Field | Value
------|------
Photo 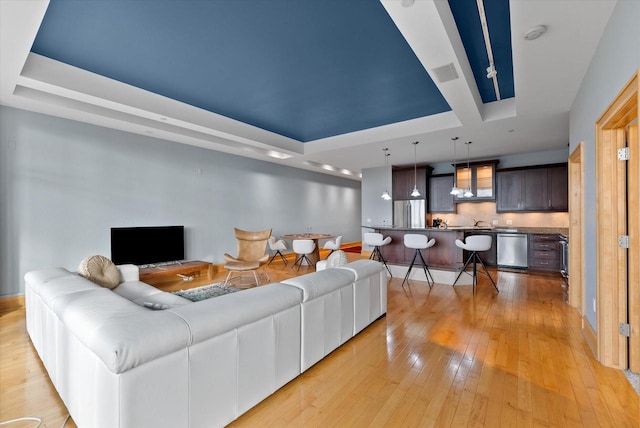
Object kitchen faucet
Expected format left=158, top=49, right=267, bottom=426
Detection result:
left=473, top=219, right=485, bottom=227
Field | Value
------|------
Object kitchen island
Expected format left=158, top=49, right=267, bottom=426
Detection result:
left=363, top=226, right=568, bottom=283
left=364, top=226, right=482, bottom=271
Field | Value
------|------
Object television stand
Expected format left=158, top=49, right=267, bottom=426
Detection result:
left=139, top=261, right=213, bottom=291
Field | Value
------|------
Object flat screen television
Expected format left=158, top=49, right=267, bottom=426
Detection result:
left=110, top=226, right=184, bottom=265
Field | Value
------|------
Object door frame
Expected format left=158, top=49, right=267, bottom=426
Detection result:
left=568, top=143, right=584, bottom=314
left=595, top=70, right=638, bottom=370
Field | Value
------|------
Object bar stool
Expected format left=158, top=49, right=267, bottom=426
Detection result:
left=292, top=239, right=316, bottom=270
left=363, top=232, right=392, bottom=277
left=402, top=234, right=436, bottom=288
left=452, top=235, right=499, bottom=294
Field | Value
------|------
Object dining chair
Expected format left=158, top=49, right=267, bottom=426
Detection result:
left=292, top=239, right=316, bottom=270
left=322, top=235, right=342, bottom=258
left=267, top=236, right=288, bottom=265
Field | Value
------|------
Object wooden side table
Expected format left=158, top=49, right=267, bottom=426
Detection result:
left=139, top=261, right=213, bottom=291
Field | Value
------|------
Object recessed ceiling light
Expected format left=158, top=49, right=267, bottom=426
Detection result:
left=523, top=25, right=547, bottom=41
left=266, top=150, right=293, bottom=160
left=401, top=0, right=415, bottom=7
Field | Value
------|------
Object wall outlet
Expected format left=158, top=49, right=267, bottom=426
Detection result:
left=506, top=219, right=513, bottom=225
left=492, top=219, right=499, bottom=225
left=366, top=218, right=371, bottom=224
left=593, top=298, right=596, bottom=313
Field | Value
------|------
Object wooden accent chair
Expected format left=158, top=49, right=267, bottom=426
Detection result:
left=223, top=228, right=272, bottom=286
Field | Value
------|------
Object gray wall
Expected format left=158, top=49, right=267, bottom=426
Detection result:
left=0, top=106, right=361, bottom=297
left=569, top=0, right=640, bottom=330
left=360, top=166, right=393, bottom=249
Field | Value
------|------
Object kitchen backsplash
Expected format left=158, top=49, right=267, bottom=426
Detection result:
left=428, top=202, right=569, bottom=228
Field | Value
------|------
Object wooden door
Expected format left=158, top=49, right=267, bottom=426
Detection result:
left=628, top=124, right=639, bottom=373
left=595, top=70, right=638, bottom=371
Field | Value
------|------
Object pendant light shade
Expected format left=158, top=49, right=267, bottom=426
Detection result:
left=381, top=148, right=392, bottom=200
left=450, top=137, right=462, bottom=195
left=411, top=141, right=421, bottom=197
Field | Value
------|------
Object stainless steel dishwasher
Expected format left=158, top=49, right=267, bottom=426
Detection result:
left=497, top=233, right=528, bottom=268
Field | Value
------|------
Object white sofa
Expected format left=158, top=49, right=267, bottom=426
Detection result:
left=25, top=260, right=387, bottom=428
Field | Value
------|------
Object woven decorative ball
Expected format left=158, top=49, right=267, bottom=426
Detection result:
left=78, top=255, right=120, bottom=289
left=327, top=250, right=348, bottom=268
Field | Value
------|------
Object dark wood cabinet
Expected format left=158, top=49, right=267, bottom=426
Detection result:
left=428, top=174, right=456, bottom=213
left=528, top=234, right=561, bottom=271
left=547, top=164, right=569, bottom=210
left=392, top=166, right=429, bottom=200
left=496, top=163, right=568, bottom=212
left=454, top=161, right=498, bottom=202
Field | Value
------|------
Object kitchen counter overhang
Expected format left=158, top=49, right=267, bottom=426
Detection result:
left=362, top=226, right=568, bottom=271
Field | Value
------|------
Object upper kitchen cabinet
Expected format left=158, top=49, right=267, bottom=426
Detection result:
left=454, top=160, right=498, bottom=202
left=547, top=164, right=569, bottom=211
left=392, top=166, right=431, bottom=200
left=428, top=174, right=456, bottom=213
left=496, top=163, right=568, bottom=212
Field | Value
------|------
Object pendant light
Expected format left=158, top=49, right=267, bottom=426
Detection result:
left=450, top=137, right=462, bottom=195
left=381, top=148, right=392, bottom=200
left=410, top=141, right=421, bottom=197
left=463, top=141, right=474, bottom=197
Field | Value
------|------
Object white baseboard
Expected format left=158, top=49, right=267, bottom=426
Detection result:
left=388, top=264, right=473, bottom=286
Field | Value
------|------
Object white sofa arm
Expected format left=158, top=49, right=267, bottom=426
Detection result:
left=315, top=260, right=328, bottom=271
left=117, top=264, right=140, bottom=282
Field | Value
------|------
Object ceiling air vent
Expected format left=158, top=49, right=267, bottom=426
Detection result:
left=431, top=63, right=459, bottom=83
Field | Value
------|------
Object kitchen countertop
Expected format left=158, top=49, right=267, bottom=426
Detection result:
left=363, top=225, right=569, bottom=235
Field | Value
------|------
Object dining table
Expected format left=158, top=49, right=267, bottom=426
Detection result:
left=280, top=233, right=335, bottom=265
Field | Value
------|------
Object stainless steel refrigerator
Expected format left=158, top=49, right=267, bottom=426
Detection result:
left=393, top=200, right=426, bottom=228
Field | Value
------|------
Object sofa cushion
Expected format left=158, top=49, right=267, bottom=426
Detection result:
left=78, top=255, right=120, bottom=289
left=113, top=281, right=191, bottom=309
left=24, top=268, right=79, bottom=294
left=112, top=281, right=160, bottom=301
left=53, top=288, right=192, bottom=374
left=169, top=283, right=303, bottom=344
left=280, top=268, right=355, bottom=302
left=336, top=259, right=384, bottom=280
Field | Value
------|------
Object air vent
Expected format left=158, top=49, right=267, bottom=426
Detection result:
left=431, top=63, right=459, bottom=83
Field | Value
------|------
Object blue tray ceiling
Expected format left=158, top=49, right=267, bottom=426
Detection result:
left=31, top=0, right=452, bottom=142
left=449, top=0, right=514, bottom=103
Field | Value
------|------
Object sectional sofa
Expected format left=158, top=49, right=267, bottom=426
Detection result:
left=24, top=259, right=387, bottom=428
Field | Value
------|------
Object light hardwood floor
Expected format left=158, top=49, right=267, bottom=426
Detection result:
left=1, top=256, right=638, bottom=427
